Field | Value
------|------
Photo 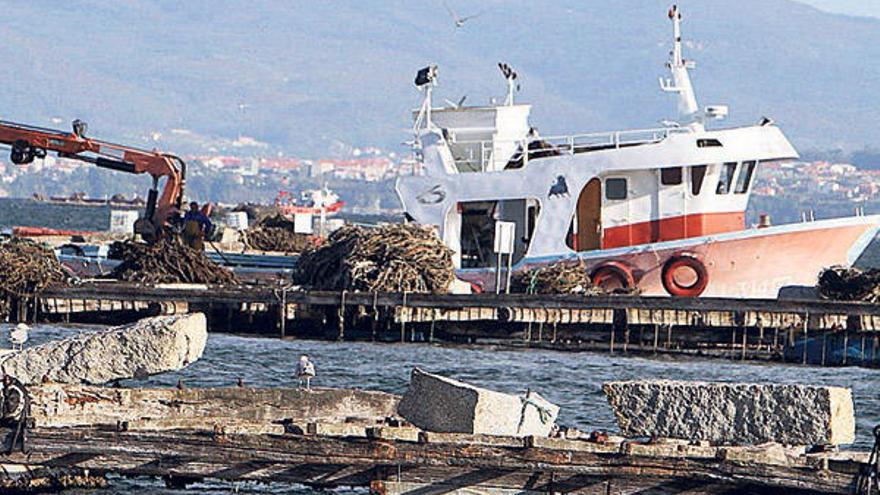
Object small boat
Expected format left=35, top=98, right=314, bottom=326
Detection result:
left=395, top=5, right=880, bottom=298
left=275, top=188, right=344, bottom=216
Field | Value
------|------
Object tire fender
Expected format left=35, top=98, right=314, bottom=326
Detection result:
left=661, top=254, right=709, bottom=297
left=590, top=260, right=636, bottom=290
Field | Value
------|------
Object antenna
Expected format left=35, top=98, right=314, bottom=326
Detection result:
left=498, top=62, right=518, bottom=106
left=658, top=5, right=701, bottom=128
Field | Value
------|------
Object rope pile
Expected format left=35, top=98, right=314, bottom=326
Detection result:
left=817, top=266, right=880, bottom=302
left=295, top=224, right=454, bottom=293
left=242, top=214, right=314, bottom=253
left=0, top=238, right=68, bottom=317
left=108, top=238, right=238, bottom=285
left=512, top=260, right=603, bottom=295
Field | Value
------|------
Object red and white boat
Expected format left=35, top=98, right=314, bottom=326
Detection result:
left=396, top=6, right=880, bottom=298
left=275, top=188, right=344, bottom=216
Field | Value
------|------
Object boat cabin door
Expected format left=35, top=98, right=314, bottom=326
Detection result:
left=572, top=178, right=601, bottom=251
left=657, top=167, right=685, bottom=241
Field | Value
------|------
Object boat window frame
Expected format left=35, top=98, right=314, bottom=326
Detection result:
left=605, top=177, right=628, bottom=201
left=660, top=167, right=683, bottom=186
left=716, top=162, right=738, bottom=195
left=734, top=160, right=757, bottom=194
left=690, top=165, right=708, bottom=196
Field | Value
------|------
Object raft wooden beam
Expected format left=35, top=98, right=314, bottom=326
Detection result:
left=2, top=426, right=867, bottom=494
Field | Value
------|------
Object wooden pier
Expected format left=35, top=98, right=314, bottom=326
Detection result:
left=17, top=282, right=880, bottom=367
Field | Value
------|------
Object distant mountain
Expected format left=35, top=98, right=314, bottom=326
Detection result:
left=797, top=0, right=880, bottom=19
left=2, top=0, right=880, bottom=156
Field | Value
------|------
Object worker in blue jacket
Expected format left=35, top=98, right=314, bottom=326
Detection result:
left=182, top=201, right=213, bottom=251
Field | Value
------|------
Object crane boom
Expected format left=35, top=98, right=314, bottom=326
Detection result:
left=0, top=119, right=185, bottom=242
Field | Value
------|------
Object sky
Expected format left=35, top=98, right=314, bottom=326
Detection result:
left=798, top=0, right=880, bottom=18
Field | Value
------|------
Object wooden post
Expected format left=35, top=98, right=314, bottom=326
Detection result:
left=757, top=319, right=764, bottom=353
left=871, top=335, right=880, bottom=364
left=861, top=335, right=866, bottom=365
left=338, top=291, right=347, bottom=342
left=653, top=324, right=659, bottom=354
left=802, top=315, right=809, bottom=365
left=730, top=328, right=737, bottom=360
left=842, top=332, right=848, bottom=366
left=609, top=326, right=615, bottom=355
left=741, top=326, right=747, bottom=361
left=821, top=332, right=827, bottom=367
left=552, top=322, right=558, bottom=344
left=399, top=292, right=407, bottom=344
left=665, top=324, right=672, bottom=350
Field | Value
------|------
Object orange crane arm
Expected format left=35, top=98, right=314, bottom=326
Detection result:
left=0, top=119, right=185, bottom=241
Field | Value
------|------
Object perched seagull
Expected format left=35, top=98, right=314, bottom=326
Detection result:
left=443, top=0, right=481, bottom=28
left=9, top=323, right=28, bottom=351
left=296, top=354, right=316, bottom=390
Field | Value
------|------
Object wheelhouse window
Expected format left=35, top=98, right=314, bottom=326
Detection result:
left=716, top=162, right=737, bottom=194
left=690, top=165, right=707, bottom=195
left=605, top=178, right=627, bottom=200
left=660, top=167, right=682, bottom=185
left=734, top=160, right=756, bottom=194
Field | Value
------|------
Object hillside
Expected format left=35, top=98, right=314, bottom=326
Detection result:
left=1, top=0, right=878, bottom=156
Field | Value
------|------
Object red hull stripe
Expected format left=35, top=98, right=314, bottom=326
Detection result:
left=603, top=212, right=744, bottom=249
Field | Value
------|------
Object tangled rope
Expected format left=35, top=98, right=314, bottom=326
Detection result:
left=818, top=266, right=880, bottom=303
left=512, top=259, right=602, bottom=295
left=0, top=238, right=69, bottom=319
left=108, top=238, right=238, bottom=285
left=295, top=224, right=454, bottom=293
left=242, top=214, right=315, bottom=254
left=856, top=425, right=880, bottom=494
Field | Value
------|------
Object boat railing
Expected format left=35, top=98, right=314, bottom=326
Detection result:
left=450, top=126, right=692, bottom=172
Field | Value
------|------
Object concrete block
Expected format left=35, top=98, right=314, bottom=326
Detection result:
left=397, top=368, right=559, bottom=437
left=0, top=314, right=207, bottom=385
left=30, top=385, right=400, bottom=428
left=603, top=380, right=855, bottom=446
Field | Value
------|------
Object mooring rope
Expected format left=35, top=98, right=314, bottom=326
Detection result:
left=516, top=389, right=553, bottom=434
left=857, top=425, right=880, bottom=495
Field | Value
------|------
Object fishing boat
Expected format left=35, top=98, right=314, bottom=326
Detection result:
left=274, top=188, right=344, bottom=217
left=395, top=5, right=880, bottom=298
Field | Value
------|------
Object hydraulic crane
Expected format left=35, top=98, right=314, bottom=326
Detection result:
left=0, top=119, right=185, bottom=242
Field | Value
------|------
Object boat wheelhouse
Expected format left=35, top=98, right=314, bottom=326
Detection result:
left=396, top=6, right=880, bottom=298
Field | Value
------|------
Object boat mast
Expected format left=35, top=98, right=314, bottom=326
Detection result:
left=413, top=65, right=439, bottom=147
left=659, top=5, right=702, bottom=129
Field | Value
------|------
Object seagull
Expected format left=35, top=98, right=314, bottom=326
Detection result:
left=443, top=0, right=481, bottom=28
left=9, top=323, right=28, bottom=351
left=296, top=354, right=316, bottom=390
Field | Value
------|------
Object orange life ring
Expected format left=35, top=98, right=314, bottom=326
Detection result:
left=662, top=254, right=709, bottom=297
left=590, top=261, right=636, bottom=290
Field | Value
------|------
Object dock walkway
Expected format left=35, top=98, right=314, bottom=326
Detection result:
left=20, top=283, right=880, bottom=367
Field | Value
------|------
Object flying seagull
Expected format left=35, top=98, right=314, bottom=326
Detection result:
left=443, top=0, right=481, bottom=28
